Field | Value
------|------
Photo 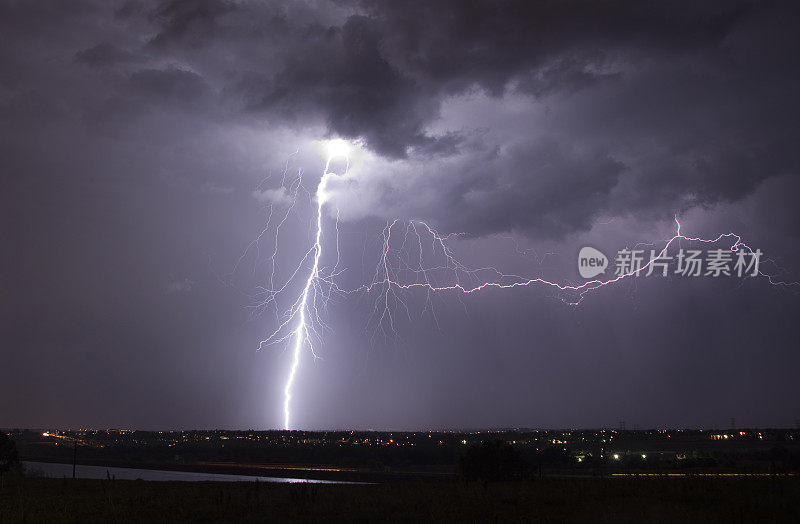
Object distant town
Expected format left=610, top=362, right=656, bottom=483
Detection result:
left=8, top=427, right=799, bottom=482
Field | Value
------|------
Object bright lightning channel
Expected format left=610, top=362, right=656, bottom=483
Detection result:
left=251, top=140, right=797, bottom=430
left=273, top=139, right=349, bottom=430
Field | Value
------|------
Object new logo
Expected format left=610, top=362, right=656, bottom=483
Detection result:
left=578, top=246, right=608, bottom=279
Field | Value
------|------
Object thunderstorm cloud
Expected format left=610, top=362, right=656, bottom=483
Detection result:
left=2, top=0, right=799, bottom=429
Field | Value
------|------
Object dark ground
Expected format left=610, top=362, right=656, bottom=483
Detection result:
left=1, top=476, right=798, bottom=522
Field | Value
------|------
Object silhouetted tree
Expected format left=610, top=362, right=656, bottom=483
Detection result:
left=458, top=440, right=530, bottom=481
left=0, top=433, right=23, bottom=480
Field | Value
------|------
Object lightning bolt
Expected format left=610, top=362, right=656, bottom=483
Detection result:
left=256, top=141, right=349, bottom=430
left=348, top=216, right=798, bottom=340
left=246, top=141, right=797, bottom=430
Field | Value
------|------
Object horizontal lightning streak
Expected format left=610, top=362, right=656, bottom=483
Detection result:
left=341, top=217, right=797, bottom=308
left=248, top=147, right=797, bottom=431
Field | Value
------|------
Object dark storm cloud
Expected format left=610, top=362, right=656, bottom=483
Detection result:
left=464, top=141, right=628, bottom=237
left=221, top=0, right=752, bottom=158
left=6, top=0, right=794, bottom=239
left=147, top=0, right=237, bottom=49
left=2, top=0, right=799, bottom=430
left=75, top=43, right=142, bottom=68
left=355, top=0, right=745, bottom=94
left=129, top=67, right=211, bottom=102
left=316, top=0, right=800, bottom=237
left=76, top=0, right=794, bottom=239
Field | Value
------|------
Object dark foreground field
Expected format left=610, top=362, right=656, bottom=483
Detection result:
left=1, top=476, right=798, bottom=522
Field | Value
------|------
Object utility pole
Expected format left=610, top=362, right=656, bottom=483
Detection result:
left=72, top=441, right=77, bottom=480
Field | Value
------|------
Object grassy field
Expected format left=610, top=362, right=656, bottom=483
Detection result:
left=1, top=476, right=798, bottom=522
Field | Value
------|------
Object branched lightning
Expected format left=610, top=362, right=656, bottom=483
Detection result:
left=341, top=217, right=798, bottom=341
left=358, top=217, right=796, bottom=299
left=243, top=142, right=798, bottom=430
left=254, top=142, right=349, bottom=430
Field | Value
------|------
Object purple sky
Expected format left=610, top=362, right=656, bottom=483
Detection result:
left=2, top=0, right=799, bottom=430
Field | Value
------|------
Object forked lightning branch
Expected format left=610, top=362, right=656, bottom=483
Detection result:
left=252, top=140, right=797, bottom=430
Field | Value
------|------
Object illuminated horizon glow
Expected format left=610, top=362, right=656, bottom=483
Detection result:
left=254, top=140, right=798, bottom=430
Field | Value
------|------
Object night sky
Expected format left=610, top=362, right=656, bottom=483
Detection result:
left=2, top=0, right=799, bottom=431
